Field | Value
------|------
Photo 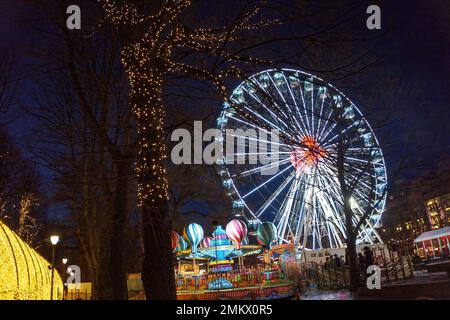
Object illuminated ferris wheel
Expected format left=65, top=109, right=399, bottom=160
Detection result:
left=216, top=69, right=387, bottom=249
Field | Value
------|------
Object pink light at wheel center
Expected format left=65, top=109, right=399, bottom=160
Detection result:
left=290, top=136, right=327, bottom=171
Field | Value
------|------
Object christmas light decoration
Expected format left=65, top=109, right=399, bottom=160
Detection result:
left=0, top=220, right=63, bottom=300
left=18, top=193, right=39, bottom=245
left=98, top=0, right=275, bottom=207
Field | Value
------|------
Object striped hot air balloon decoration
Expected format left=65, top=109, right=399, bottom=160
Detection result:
left=256, top=222, right=277, bottom=249
left=176, top=235, right=189, bottom=252
left=242, top=235, right=249, bottom=246
left=171, top=231, right=180, bottom=251
left=185, top=223, right=204, bottom=254
left=200, top=236, right=213, bottom=249
left=225, top=219, right=247, bottom=250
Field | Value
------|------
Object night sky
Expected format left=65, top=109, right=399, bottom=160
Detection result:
left=0, top=1, right=449, bottom=216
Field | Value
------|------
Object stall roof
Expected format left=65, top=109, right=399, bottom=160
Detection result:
left=414, top=226, right=450, bottom=243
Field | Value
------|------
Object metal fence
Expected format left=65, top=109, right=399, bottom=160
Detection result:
left=297, top=256, right=414, bottom=290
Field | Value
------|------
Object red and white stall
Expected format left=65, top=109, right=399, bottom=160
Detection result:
left=414, top=226, right=450, bottom=259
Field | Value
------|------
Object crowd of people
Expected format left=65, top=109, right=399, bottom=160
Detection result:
left=322, top=246, right=375, bottom=272
left=323, top=254, right=345, bottom=269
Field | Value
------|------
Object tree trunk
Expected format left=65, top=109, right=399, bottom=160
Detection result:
left=141, top=201, right=176, bottom=299
left=137, top=106, right=176, bottom=299
left=346, top=235, right=360, bottom=291
left=121, top=58, right=175, bottom=299
left=107, top=158, right=132, bottom=300
left=336, top=139, right=361, bottom=292
left=344, top=200, right=360, bottom=292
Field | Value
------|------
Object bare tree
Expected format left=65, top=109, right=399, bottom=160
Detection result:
left=0, top=128, right=42, bottom=240
left=23, top=0, right=136, bottom=299
left=0, top=52, right=16, bottom=126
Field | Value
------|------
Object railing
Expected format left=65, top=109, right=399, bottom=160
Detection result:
left=64, top=289, right=91, bottom=300
left=379, top=256, right=413, bottom=282
left=297, top=256, right=414, bottom=290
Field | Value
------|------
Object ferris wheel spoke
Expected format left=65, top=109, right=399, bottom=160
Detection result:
left=351, top=215, right=375, bottom=244
left=281, top=73, right=311, bottom=139
left=242, top=163, right=294, bottom=199
left=343, top=161, right=379, bottom=180
left=304, top=171, right=321, bottom=249
left=288, top=171, right=312, bottom=243
left=227, top=115, right=281, bottom=138
left=265, top=72, right=310, bottom=140
left=315, top=171, right=348, bottom=224
left=353, top=188, right=372, bottom=206
left=317, top=101, right=336, bottom=142
left=230, top=97, right=290, bottom=137
left=243, top=79, right=300, bottom=139
left=315, top=95, right=326, bottom=138
left=297, top=83, right=313, bottom=136
left=275, top=171, right=307, bottom=241
left=328, top=162, right=374, bottom=191
left=231, top=151, right=291, bottom=157
left=310, top=83, right=316, bottom=138
left=296, top=174, right=314, bottom=247
left=232, top=158, right=292, bottom=178
left=226, top=132, right=293, bottom=149
left=322, top=121, right=359, bottom=147
left=243, top=91, right=293, bottom=136
left=254, top=170, right=297, bottom=218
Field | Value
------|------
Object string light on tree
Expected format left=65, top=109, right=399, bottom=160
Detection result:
left=98, top=0, right=277, bottom=207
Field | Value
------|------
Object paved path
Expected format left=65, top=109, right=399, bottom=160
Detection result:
left=301, top=271, right=449, bottom=300
left=301, top=288, right=355, bottom=300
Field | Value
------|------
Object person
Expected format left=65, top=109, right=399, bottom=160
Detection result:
left=324, top=256, right=330, bottom=270
left=358, top=252, right=365, bottom=270
left=334, top=254, right=342, bottom=268
left=364, top=246, right=374, bottom=267
left=412, top=255, right=422, bottom=264
left=328, top=255, right=336, bottom=269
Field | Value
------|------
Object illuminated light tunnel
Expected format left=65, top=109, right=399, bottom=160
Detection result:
left=0, top=220, right=63, bottom=300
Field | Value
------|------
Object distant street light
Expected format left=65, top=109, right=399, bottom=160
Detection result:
left=50, top=235, right=60, bottom=300
left=50, top=235, right=60, bottom=246
left=61, top=258, right=68, bottom=300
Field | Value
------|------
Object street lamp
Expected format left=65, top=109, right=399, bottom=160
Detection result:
left=61, top=258, right=68, bottom=300
left=50, top=235, right=59, bottom=300
left=50, top=235, right=60, bottom=246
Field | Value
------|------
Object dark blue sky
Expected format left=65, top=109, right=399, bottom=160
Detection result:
left=367, top=1, right=449, bottom=177
left=0, top=0, right=449, bottom=191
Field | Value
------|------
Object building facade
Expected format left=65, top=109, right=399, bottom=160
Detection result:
left=380, top=169, right=450, bottom=255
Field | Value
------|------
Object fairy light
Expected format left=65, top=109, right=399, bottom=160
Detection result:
left=18, top=193, right=38, bottom=244
left=98, top=0, right=277, bottom=206
left=0, top=220, right=63, bottom=300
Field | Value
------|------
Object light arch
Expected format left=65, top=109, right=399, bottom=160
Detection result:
left=0, top=220, right=63, bottom=300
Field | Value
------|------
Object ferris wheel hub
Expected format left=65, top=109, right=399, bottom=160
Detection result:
left=290, top=136, right=327, bottom=171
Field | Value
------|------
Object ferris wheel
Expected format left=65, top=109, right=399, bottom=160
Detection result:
left=216, top=69, right=387, bottom=250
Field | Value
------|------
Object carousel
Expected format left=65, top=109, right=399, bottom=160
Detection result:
left=171, top=219, right=296, bottom=300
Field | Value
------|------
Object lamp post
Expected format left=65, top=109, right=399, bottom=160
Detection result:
left=50, top=235, right=59, bottom=300
left=62, top=258, right=68, bottom=300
